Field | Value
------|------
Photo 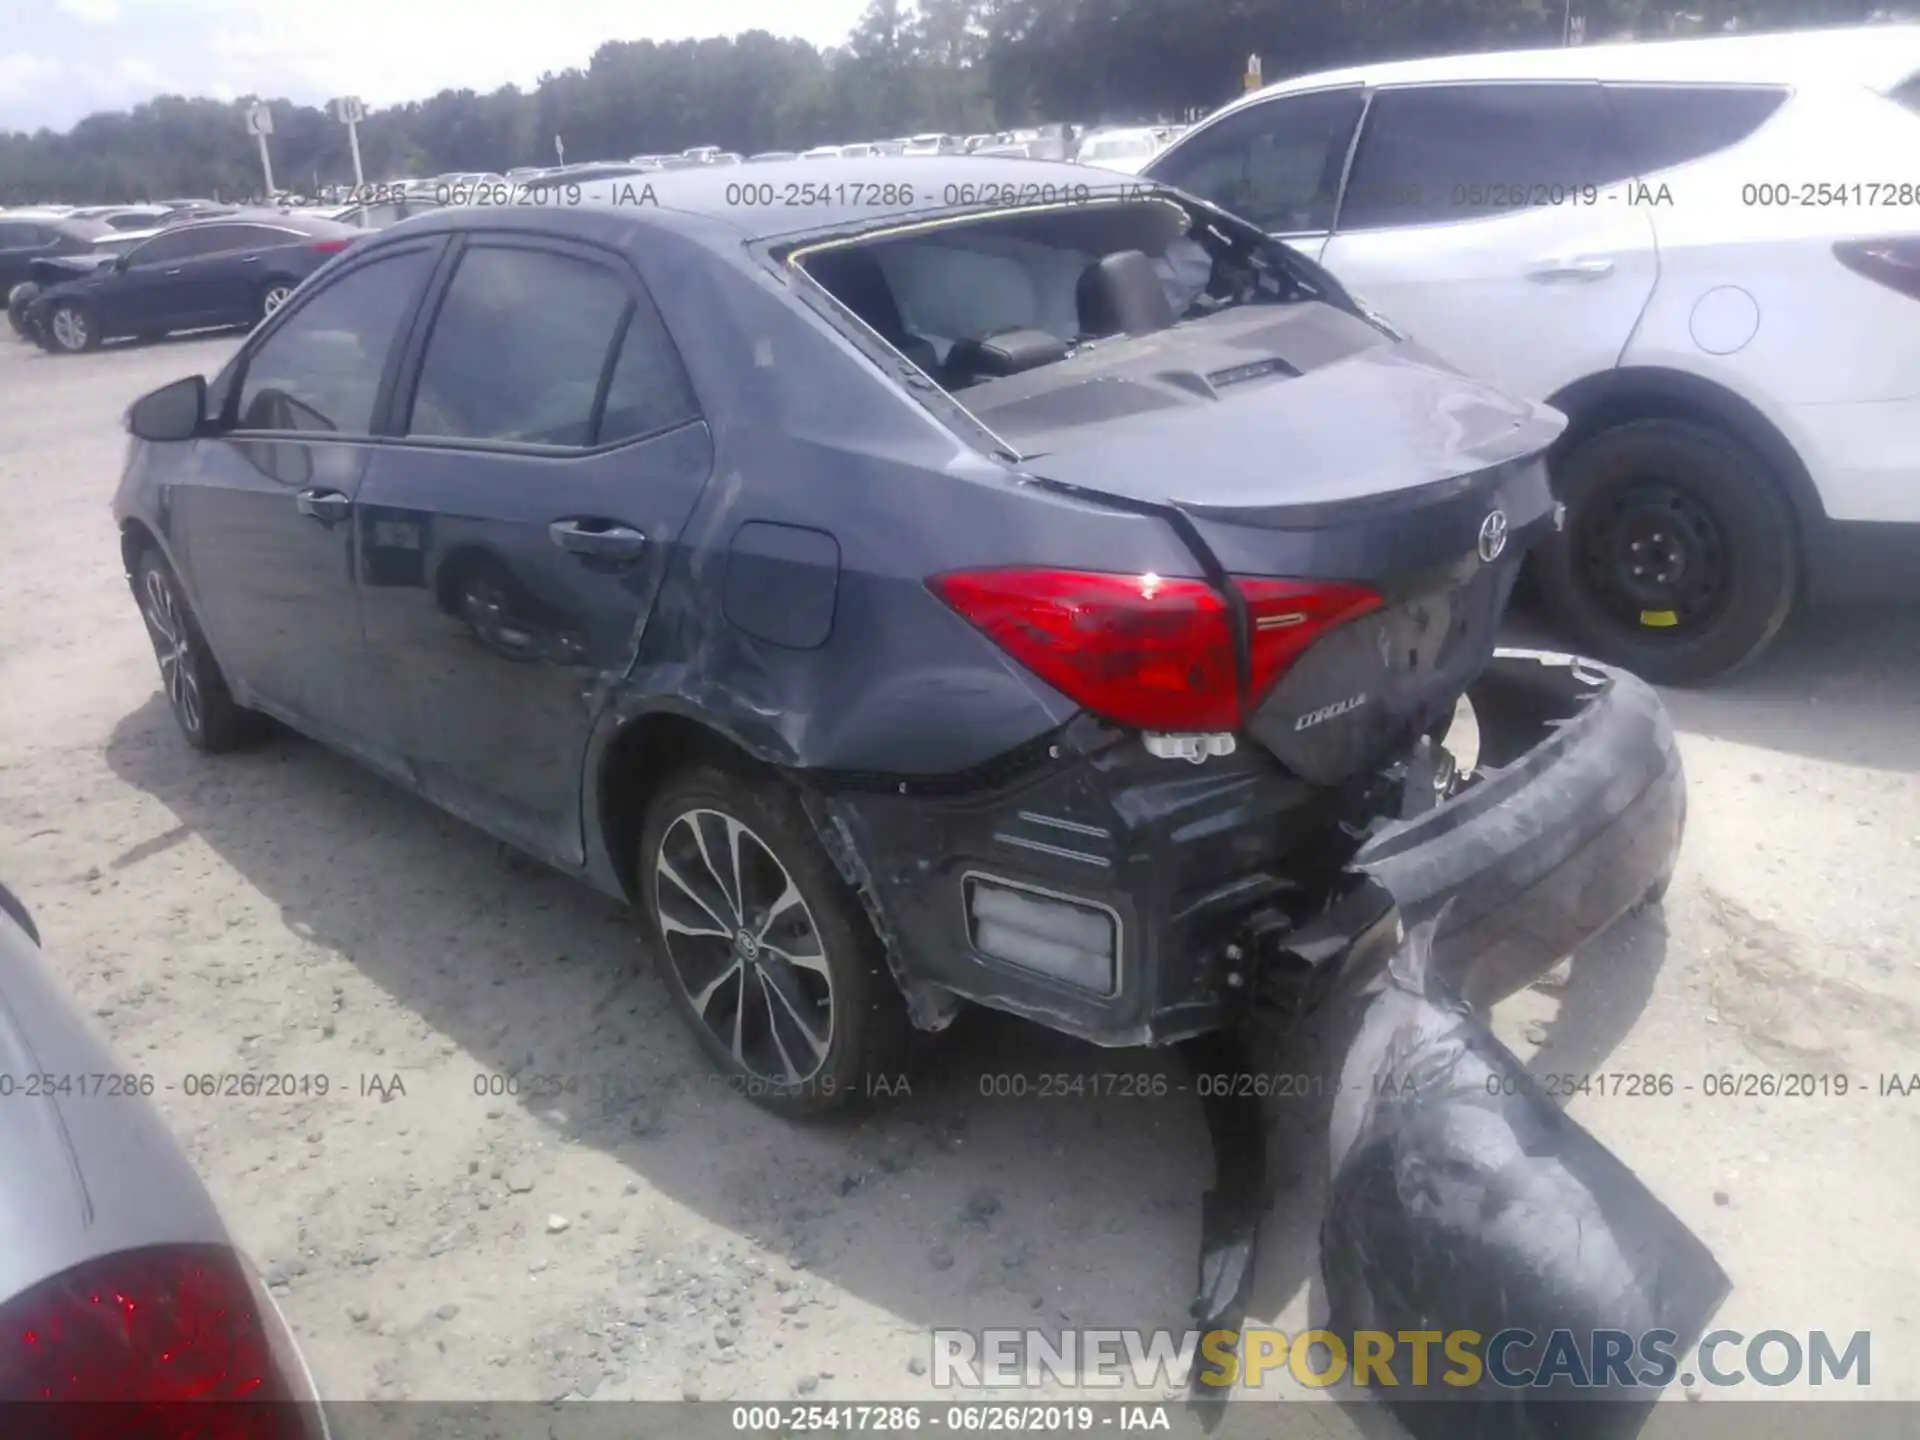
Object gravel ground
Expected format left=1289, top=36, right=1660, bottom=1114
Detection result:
left=1, top=330, right=1916, bottom=1415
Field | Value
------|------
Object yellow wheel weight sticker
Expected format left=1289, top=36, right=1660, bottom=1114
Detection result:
left=1639, top=610, right=1679, bottom=629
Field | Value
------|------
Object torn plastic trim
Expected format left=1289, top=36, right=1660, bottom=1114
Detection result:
left=1309, top=905, right=1731, bottom=1437
left=1351, top=649, right=1686, bottom=1007
left=1183, top=886, right=1730, bottom=1433
left=800, top=788, right=967, bottom=1034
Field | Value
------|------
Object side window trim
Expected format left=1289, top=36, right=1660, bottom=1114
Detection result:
left=587, top=302, right=639, bottom=446
left=384, top=231, right=703, bottom=457
left=221, top=237, right=448, bottom=437
left=1325, top=87, right=1378, bottom=236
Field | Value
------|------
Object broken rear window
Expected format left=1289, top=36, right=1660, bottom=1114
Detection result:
left=790, top=195, right=1355, bottom=394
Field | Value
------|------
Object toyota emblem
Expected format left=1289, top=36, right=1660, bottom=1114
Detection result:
left=1478, top=510, right=1509, bottom=564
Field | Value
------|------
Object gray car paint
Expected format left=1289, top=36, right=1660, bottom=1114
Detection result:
left=113, top=160, right=1646, bottom=1048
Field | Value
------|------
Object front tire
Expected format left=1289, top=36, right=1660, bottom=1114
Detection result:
left=1535, top=419, right=1797, bottom=686
left=45, top=300, right=99, bottom=353
left=637, top=766, right=912, bottom=1119
left=133, top=550, right=269, bottom=753
left=258, top=279, right=297, bottom=322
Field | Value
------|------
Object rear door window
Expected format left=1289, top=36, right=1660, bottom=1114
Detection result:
left=405, top=245, right=644, bottom=448
left=596, top=299, right=700, bottom=445
left=126, top=228, right=231, bottom=266
left=215, top=224, right=304, bottom=251
left=1602, top=84, right=1790, bottom=176
left=1338, top=82, right=1635, bottom=231
left=1148, top=87, right=1365, bottom=234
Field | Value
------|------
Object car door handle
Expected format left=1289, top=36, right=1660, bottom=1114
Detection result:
left=1526, top=257, right=1615, bottom=281
left=296, top=489, right=352, bottom=523
left=164, top=268, right=184, bottom=277
left=549, top=519, right=647, bottom=561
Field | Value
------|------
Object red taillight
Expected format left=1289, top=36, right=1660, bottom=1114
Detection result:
left=1833, top=238, right=1920, bottom=300
left=0, top=1245, right=318, bottom=1439
left=1238, top=576, right=1383, bottom=705
left=310, top=239, right=349, bottom=254
left=929, top=567, right=1381, bottom=731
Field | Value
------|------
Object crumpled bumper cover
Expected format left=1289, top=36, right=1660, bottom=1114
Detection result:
left=1353, top=649, right=1686, bottom=1008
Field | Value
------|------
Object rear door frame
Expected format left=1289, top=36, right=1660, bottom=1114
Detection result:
left=350, top=226, right=716, bottom=866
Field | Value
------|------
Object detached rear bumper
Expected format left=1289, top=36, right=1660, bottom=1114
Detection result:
left=808, top=649, right=1684, bottom=1044
left=1352, top=649, right=1685, bottom=1007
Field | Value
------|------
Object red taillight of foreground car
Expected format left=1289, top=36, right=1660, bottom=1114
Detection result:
left=310, top=240, right=351, bottom=254
left=1833, top=237, right=1920, bottom=300
left=1237, top=575, right=1384, bottom=706
left=930, top=567, right=1381, bottom=730
left=0, top=1244, right=322, bottom=1439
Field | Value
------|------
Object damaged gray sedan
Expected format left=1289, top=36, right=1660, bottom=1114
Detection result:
left=110, top=158, right=1726, bottom=1428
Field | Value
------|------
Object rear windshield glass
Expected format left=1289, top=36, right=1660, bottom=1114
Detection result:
left=793, top=195, right=1352, bottom=396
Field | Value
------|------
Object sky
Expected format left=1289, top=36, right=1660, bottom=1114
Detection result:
left=0, top=0, right=874, bottom=133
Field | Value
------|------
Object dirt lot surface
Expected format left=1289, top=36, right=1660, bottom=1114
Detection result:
left=2, top=332, right=1917, bottom=1418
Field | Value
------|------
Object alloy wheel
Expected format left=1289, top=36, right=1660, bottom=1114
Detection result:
left=653, top=807, right=835, bottom=1084
left=50, top=306, right=88, bottom=352
left=262, top=284, right=295, bottom=316
left=141, top=568, right=202, bottom=735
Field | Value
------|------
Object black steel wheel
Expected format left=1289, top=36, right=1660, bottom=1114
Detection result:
left=133, top=550, right=269, bottom=753
left=638, top=766, right=912, bottom=1118
left=1535, top=419, right=1797, bottom=685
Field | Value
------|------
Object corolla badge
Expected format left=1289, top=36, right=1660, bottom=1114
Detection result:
left=1478, top=509, right=1509, bottom=564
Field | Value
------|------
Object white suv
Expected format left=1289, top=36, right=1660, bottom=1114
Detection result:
left=1145, top=25, right=1920, bottom=682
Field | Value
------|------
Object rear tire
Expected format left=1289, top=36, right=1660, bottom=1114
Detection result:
left=637, top=765, right=913, bottom=1119
left=1535, top=418, right=1797, bottom=686
left=45, top=300, right=99, bottom=353
left=132, top=550, right=270, bottom=754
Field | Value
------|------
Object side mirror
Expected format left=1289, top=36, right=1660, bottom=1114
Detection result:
left=126, top=375, right=208, bottom=443
left=112, top=252, right=131, bottom=272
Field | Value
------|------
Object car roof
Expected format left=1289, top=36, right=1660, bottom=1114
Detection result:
left=1227, top=22, right=1920, bottom=107
left=396, top=156, right=1156, bottom=245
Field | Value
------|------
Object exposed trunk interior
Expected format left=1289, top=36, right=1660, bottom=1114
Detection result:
left=797, top=194, right=1566, bottom=784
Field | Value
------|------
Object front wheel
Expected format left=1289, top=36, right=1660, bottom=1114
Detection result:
left=45, top=301, right=98, bottom=353
left=133, top=550, right=269, bottom=753
left=1534, top=419, right=1798, bottom=686
left=637, top=766, right=912, bottom=1119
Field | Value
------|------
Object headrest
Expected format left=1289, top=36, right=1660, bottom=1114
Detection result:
left=1076, top=249, right=1177, bottom=338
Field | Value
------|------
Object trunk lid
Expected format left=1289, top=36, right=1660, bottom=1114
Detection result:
left=967, top=303, right=1564, bottom=783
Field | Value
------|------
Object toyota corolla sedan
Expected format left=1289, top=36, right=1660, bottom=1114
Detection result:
left=107, top=160, right=1718, bottom=1380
